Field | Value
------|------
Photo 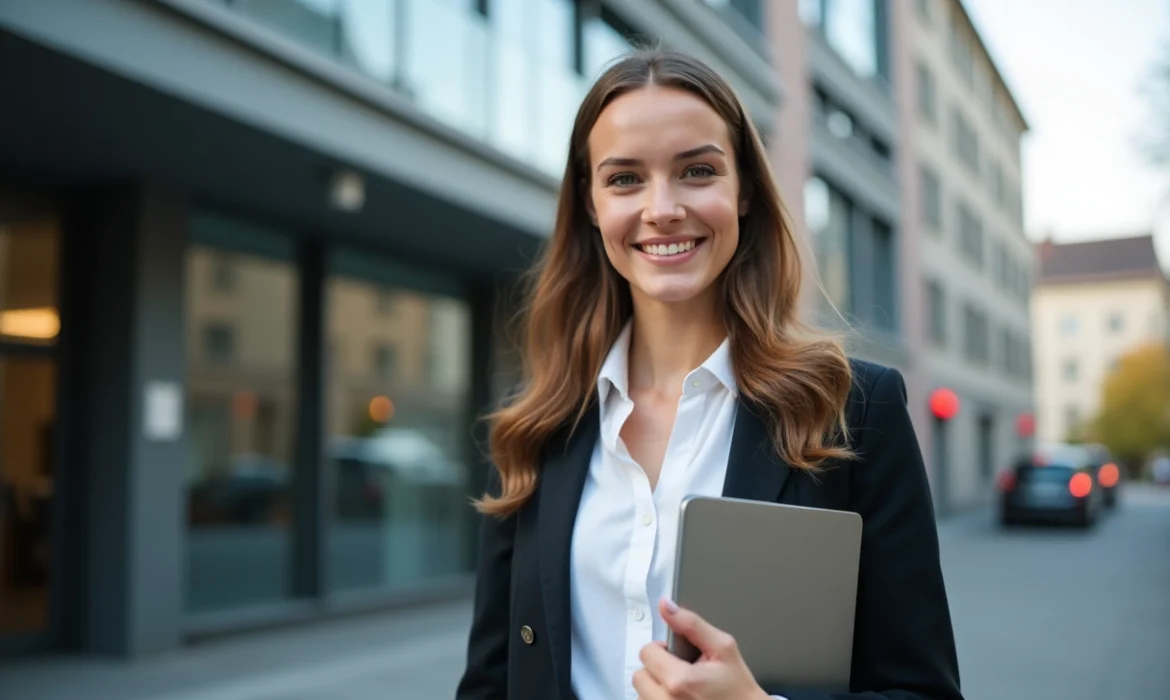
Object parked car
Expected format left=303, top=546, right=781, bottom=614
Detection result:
left=1083, top=443, right=1121, bottom=509
left=997, top=443, right=1105, bottom=528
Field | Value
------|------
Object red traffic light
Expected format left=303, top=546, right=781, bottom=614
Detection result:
left=929, top=388, right=960, bottom=421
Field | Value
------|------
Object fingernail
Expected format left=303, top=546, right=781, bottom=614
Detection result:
left=662, top=597, right=679, bottom=614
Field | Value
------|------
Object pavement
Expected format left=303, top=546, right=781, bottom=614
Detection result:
left=2, top=485, right=1169, bottom=700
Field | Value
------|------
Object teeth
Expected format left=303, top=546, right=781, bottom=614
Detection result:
left=642, top=240, right=696, bottom=256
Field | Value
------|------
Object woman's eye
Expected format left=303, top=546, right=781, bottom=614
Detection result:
left=683, top=164, right=716, bottom=178
left=608, top=173, right=640, bottom=187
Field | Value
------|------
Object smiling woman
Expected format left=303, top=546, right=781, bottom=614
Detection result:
left=457, top=49, right=962, bottom=700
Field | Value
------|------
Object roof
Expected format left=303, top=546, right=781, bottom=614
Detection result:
left=1036, top=234, right=1167, bottom=285
left=950, top=0, right=1030, bottom=132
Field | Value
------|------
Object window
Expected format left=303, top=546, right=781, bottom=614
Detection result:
left=926, top=279, right=947, bottom=346
left=815, top=0, right=886, bottom=81
left=1063, top=358, right=1079, bottom=382
left=372, top=343, right=398, bottom=379
left=1060, top=314, right=1078, bottom=337
left=210, top=253, right=235, bottom=291
left=202, top=322, right=236, bottom=365
left=962, top=302, right=990, bottom=364
left=991, top=161, right=1006, bottom=207
left=949, top=19, right=974, bottom=85
left=1064, top=404, right=1080, bottom=437
left=951, top=107, right=979, bottom=173
left=185, top=214, right=299, bottom=614
left=583, top=12, right=634, bottom=79
left=805, top=177, right=852, bottom=313
left=957, top=201, right=983, bottom=267
left=871, top=220, right=897, bottom=331
left=920, top=164, right=942, bottom=232
left=916, top=62, right=937, bottom=124
left=325, top=250, right=473, bottom=593
left=1107, top=311, right=1124, bottom=334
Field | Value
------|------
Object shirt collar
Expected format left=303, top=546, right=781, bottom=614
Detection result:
left=596, top=321, right=737, bottom=401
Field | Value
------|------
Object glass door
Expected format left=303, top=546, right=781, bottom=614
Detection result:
left=0, top=212, right=61, bottom=648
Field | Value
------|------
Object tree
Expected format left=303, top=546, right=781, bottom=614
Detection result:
left=1092, top=343, right=1170, bottom=472
left=1139, top=31, right=1170, bottom=172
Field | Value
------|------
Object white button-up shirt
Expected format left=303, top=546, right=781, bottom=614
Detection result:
left=568, top=322, right=740, bottom=700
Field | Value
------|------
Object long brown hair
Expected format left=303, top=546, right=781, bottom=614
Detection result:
left=478, top=49, right=854, bottom=517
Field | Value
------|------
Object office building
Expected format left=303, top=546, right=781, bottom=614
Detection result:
left=903, top=0, right=1034, bottom=513
left=1032, top=234, right=1170, bottom=444
left=0, top=0, right=777, bottom=658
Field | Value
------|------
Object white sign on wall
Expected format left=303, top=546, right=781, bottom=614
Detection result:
left=144, top=381, right=183, bottom=441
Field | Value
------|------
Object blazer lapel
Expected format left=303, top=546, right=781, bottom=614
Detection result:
left=722, top=398, right=792, bottom=503
left=538, top=402, right=600, bottom=700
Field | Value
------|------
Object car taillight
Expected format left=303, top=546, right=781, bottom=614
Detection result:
left=1099, top=463, right=1120, bottom=488
left=997, top=471, right=1017, bottom=492
left=1069, top=473, right=1093, bottom=498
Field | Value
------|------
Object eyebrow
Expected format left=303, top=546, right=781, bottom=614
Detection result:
left=595, top=144, right=726, bottom=172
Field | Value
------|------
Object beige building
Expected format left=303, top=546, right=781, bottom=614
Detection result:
left=1032, top=235, right=1170, bottom=443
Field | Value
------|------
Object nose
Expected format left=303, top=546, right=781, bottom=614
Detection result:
left=641, top=181, right=685, bottom=227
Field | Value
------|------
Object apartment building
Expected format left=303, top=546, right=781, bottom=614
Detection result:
left=0, top=0, right=777, bottom=658
left=904, top=0, right=1034, bottom=514
left=1032, top=234, right=1170, bottom=443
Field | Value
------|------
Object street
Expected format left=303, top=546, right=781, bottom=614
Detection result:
left=3, top=486, right=1169, bottom=700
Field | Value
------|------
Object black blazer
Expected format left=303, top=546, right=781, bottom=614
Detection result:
left=455, top=359, right=963, bottom=700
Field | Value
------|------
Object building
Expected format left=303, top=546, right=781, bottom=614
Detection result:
left=770, top=0, right=1034, bottom=515
left=0, top=0, right=778, bottom=658
left=1032, top=234, right=1170, bottom=444
left=903, top=0, right=1034, bottom=514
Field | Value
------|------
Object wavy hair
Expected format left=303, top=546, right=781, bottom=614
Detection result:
left=477, top=49, right=854, bottom=517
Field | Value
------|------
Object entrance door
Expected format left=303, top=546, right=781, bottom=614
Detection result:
left=0, top=211, right=61, bottom=651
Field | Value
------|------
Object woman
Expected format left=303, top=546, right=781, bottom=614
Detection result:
left=456, top=49, right=962, bottom=700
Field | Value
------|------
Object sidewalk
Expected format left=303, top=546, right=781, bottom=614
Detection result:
left=0, top=600, right=472, bottom=700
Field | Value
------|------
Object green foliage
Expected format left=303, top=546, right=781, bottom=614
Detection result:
left=1092, top=343, right=1170, bottom=464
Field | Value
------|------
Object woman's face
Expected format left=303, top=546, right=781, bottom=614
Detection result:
left=587, top=85, right=745, bottom=308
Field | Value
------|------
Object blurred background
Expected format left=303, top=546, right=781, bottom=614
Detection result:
left=0, top=0, right=1168, bottom=698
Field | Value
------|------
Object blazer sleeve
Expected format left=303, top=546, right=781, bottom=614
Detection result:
left=766, top=367, right=964, bottom=700
left=455, top=466, right=516, bottom=699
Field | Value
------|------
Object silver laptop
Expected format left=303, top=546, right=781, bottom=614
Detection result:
left=667, top=495, right=862, bottom=692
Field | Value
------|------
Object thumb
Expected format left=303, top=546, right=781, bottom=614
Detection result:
left=660, top=598, right=738, bottom=658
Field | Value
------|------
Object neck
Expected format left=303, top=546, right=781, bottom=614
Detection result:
left=627, top=291, right=726, bottom=397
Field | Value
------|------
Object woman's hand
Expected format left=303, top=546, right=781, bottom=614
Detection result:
left=632, top=598, right=771, bottom=700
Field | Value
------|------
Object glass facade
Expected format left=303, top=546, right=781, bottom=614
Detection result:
left=804, top=0, right=888, bottom=83
left=185, top=214, right=300, bottom=613
left=183, top=212, right=478, bottom=614
left=215, top=0, right=597, bottom=177
left=325, top=251, right=472, bottom=592
left=804, top=177, right=851, bottom=314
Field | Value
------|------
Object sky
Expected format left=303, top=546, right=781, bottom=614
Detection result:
left=963, top=0, right=1170, bottom=262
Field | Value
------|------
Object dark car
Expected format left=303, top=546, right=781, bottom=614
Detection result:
left=1083, top=443, right=1121, bottom=509
left=998, top=443, right=1105, bottom=527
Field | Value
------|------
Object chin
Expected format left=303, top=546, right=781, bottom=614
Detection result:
left=632, top=279, right=712, bottom=305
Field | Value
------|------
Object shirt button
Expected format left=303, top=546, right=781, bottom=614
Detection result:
left=691, top=379, right=700, bottom=387
left=641, top=512, right=653, bottom=526
left=632, top=608, right=645, bottom=621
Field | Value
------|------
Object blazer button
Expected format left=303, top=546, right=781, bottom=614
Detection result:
left=520, top=625, right=535, bottom=645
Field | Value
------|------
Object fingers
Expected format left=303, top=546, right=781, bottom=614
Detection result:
left=631, top=667, right=671, bottom=700
left=660, top=597, right=739, bottom=659
left=639, top=639, right=694, bottom=691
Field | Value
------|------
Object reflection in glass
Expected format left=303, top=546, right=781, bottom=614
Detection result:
left=185, top=239, right=299, bottom=614
left=0, top=221, right=59, bottom=346
left=0, top=357, right=56, bottom=636
left=583, top=17, right=633, bottom=80
left=405, top=0, right=490, bottom=138
left=804, top=177, right=851, bottom=314
left=326, top=260, right=472, bottom=593
left=822, top=0, right=878, bottom=79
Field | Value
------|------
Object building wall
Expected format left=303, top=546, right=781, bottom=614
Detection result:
left=1033, top=278, right=1170, bottom=443
left=907, top=0, right=1034, bottom=512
